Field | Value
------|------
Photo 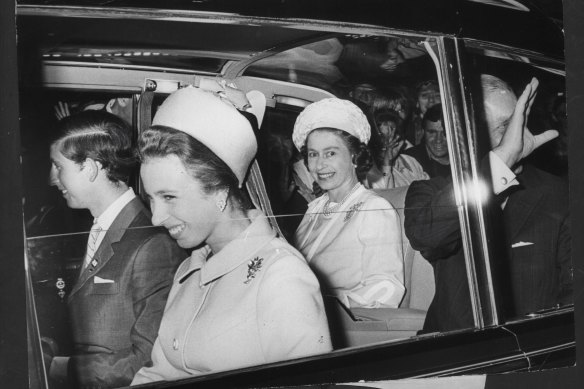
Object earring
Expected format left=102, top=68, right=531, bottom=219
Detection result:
left=216, top=198, right=227, bottom=212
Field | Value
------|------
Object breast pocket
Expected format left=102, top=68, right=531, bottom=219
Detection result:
left=90, top=282, right=120, bottom=295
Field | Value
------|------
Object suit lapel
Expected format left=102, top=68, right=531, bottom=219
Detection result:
left=69, top=198, right=145, bottom=298
left=503, top=174, right=544, bottom=241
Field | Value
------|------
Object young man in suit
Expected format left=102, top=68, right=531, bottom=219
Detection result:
left=404, top=76, right=572, bottom=333
left=403, top=104, right=451, bottom=178
left=46, top=110, right=185, bottom=388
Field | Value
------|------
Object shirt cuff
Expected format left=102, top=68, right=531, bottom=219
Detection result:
left=489, top=151, right=518, bottom=195
left=50, top=356, right=70, bottom=380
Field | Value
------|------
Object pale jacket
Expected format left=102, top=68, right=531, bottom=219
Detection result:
left=294, top=185, right=405, bottom=309
left=365, top=154, right=429, bottom=190
left=132, top=210, right=332, bottom=385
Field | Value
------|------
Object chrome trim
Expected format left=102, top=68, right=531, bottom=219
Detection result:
left=431, top=37, right=501, bottom=328
left=42, top=60, right=205, bottom=75
left=464, top=39, right=565, bottom=64
left=418, top=341, right=576, bottom=377
left=17, top=5, right=445, bottom=38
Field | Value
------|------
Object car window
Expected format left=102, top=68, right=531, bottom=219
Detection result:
left=462, top=43, right=572, bottom=323
left=247, top=34, right=484, bottom=338
left=17, top=9, right=572, bottom=387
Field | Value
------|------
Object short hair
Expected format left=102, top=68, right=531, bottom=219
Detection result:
left=480, top=74, right=515, bottom=98
left=52, top=110, right=136, bottom=184
left=139, top=126, right=248, bottom=208
left=480, top=74, right=517, bottom=135
left=422, top=103, right=443, bottom=128
left=300, top=128, right=373, bottom=181
left=415, top=79, right=439, bottom=96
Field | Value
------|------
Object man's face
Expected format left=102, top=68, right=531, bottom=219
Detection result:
left=484, top=90, right=516, bottom=148
left=424, top=119, right=448, bottom=161
left=49, top=144, right=92, bottom=209
left=351, top=84, right=376, bottom=106
left=417, top=84, right=440, bottom=115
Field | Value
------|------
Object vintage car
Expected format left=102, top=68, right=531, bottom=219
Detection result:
left=6, top=0, right=577, bottom=388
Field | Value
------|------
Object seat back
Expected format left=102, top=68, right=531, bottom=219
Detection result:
left=373, top=186, right=434, bottom=311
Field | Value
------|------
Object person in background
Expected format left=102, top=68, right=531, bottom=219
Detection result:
left=132, top=86, right=331, bottom=384
left=293, top=98, right=405, bottom=310
left=404, top=76, right=571, bottom=333
left=408, top=79, right=441, bottom=145
left=403, top=104, right=451, bottom=178
left=54, top=97, right=134, bottom=126
left=365, top=108, right=428, bottom=189
left=46, top=110, right=184, bottom=388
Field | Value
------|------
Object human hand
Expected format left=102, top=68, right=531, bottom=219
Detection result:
left=381, top=133, right=404, bottom=165
left=297, top=183, right=316, bottom=203
left=493, top=78, right=558, bottom=168
left=54, top=101, right=71, bottom=121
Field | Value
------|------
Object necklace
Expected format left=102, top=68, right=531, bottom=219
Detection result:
left=323, top=182, right=361, bottom=217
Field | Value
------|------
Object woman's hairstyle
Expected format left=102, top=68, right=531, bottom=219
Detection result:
left=52, top=110, right=136, bottom=184
left=369, top=86, right=412, bottom=120
left=368, top=109, right=405, bottom=167
left=300, top=128, right=373, bottom=181
left=139, top=125, right=248, bottom=208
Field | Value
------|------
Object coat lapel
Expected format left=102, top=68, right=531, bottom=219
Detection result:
left=503, top=173, right=544, bottom=241
left=69, top=198, right=145, bottom=298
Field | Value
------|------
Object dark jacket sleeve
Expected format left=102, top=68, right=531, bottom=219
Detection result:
left=404, top=176, right=462, bottom=262
left=68, top=233, right=184, bottom=388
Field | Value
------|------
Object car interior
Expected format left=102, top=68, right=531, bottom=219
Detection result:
left=18, top=7, right=570, bottom=375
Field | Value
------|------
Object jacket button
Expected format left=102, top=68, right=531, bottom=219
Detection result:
left=173, top=339, right=179, bottom=350
left=501, top=177, right=508, bottom=185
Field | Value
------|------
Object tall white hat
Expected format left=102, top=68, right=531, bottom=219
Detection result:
left=152, top=86, right=261, bottom=186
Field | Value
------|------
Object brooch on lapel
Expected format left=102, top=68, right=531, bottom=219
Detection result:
left=244, top=257, right=264, bottom=284
left=344, top=202, right=364, bottom=222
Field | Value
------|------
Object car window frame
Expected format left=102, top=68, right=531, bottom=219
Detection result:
left=15, top=6, right=576, bottom=387
left=458, top=37, right=570, bottom=326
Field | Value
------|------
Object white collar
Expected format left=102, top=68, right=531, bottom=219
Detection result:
left=95, top=188, right=136, bottom=230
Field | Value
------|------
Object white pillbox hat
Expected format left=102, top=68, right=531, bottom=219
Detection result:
left=152, top=86, right=260, bottom=186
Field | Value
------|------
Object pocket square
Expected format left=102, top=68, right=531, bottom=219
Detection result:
left=511, top=241, right=534, bottom=248
left=94, top=276, right=115, bottom=284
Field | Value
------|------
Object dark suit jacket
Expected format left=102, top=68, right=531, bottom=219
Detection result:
left=402, top=143, right=451, bottom=178
left=66, top=197, right=185, bottom=388
left=404, top=165, right=571, bottom=333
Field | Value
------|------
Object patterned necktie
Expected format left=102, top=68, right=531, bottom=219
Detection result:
left=84, top=220, right=102, bottom=269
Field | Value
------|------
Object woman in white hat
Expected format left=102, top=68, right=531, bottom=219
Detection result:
left=131, top=87, right=331, bottom=385
left=293, top=98, right=405, bottom=310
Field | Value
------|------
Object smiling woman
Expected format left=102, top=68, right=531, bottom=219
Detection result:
left=292, top=98, right=406, bottom=317
left=15, top=1, right=575, bottom=386
left=133, top=86, right=331, bottom=384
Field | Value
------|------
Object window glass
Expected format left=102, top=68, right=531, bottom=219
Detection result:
left=21, top=33, right=478, bottom=389
left=463, top=45, right=572, bottom=322
left=251, top=35, right=478, bottom=338
left=21, top=90, right=142, bottom=389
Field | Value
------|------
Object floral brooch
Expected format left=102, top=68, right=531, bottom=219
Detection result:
left=344, top=201, right=364, bottom=222
left=244, top=256, right=264, bottom=284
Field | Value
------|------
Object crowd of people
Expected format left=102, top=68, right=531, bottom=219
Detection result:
left=37, top=73, right=572, bottom=388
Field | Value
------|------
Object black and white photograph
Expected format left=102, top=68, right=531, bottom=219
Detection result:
left=1, top=1, right=582, bottom=388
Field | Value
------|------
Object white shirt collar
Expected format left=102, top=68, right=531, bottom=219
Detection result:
left=95, top=188, right=136, bottom=231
